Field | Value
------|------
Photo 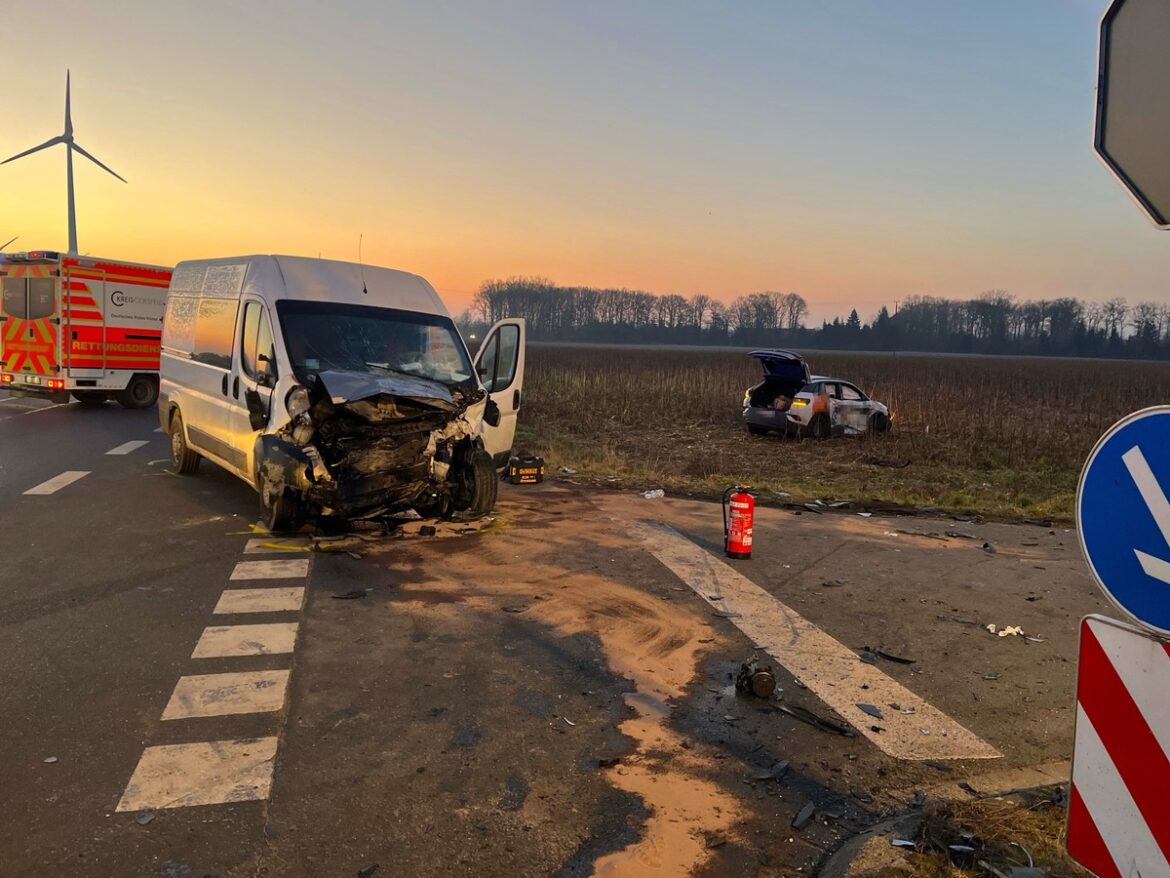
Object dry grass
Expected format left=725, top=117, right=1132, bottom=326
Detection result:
left=904, top=796, right=1091, bottom=877
left=517, top=345, right=1170, bottom=520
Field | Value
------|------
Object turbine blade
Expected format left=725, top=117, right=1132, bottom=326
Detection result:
left=0, top=237, right=17, bottom=250
left=64, top=70, right=72, bottom=137
left=71, top=141, right=127, bottom=183
left=1, top=136, right=65, bottom=165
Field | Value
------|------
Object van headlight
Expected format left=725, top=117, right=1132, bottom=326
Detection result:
left=286, top=386, right=311, bottom=419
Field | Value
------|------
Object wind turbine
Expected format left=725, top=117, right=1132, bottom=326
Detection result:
left=1, top=71, right=125, bottom=254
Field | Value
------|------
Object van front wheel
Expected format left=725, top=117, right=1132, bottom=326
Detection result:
left=447, top=449, right=498, bottom=520
left=258, top=470, right=305, bottom=533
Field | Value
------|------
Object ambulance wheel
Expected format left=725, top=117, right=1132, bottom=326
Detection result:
left=169, top=412, right=201, bottom=475
left=72, top=391, right=108, bottom=407
left=117, top=374, right=159, bottom=409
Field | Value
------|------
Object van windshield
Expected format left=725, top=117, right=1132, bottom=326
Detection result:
left=275, top=301, right=473, bottom=386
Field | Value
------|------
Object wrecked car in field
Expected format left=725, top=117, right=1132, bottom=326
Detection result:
left=160, top=255, right=524, bottom=530
left=743, top=349, right=889, bottom=439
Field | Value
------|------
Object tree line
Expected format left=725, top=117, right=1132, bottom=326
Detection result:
left=460, top=277, right=1170, bottom=359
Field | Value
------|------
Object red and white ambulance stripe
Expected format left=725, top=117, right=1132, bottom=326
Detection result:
left=1068, top=616, right=1170, bottom=876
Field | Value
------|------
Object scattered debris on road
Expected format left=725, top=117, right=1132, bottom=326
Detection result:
left=735, top=657, right=777, bottom=698
left=857, top=703, right=884, bottom=720
left=777, top=703, right=856, bottom=737
left=862, top=646, right=916, bottom=665
left=42, top=756, right=57, bottom=764
left=642, top=489, right=665, bottom=499
left=331, top=589, right=366, bottom=600
left=937, top=614, right=979, bottom=626
left=986, top=624, right=1024, bottom=638
left=791, top=801, right=815, bottom=830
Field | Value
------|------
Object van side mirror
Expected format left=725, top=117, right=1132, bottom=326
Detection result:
left=256, top=352, right=276, bottom=388
left=484, top=398, right=501, bottom=427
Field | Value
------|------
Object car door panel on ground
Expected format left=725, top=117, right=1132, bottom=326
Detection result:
left=473, top=318, right=526, bottom=467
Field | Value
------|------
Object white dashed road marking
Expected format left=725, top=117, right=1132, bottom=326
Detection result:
left=191, top=623, right=300, bottom=658
left=162, top=670, right=291, bottom=720
left=23, top=471, right=90, bottom=495
left=106, top=440, right=150, bottom=456
left=230, top=559, right=310, bottom=580
left=632, top=521, right=1001, bottom=761
left=214, top=587, right=306, bottom=614
left=116, top=737, right=278, bottom=812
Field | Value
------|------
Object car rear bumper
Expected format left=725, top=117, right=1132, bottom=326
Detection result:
left=744, top=407, right=799, bottom=434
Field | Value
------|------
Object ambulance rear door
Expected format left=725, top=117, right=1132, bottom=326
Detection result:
left=1, top=261, right=60, bottom=379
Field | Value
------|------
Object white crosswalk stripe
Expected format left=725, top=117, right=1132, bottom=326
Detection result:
left=230, top=559, right=310, bottom=580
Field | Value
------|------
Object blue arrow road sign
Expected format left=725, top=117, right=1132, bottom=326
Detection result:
left=1078, top=406, right=1170, bottom=635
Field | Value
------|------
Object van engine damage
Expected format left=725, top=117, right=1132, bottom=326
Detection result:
left=256, top=369, right=493, bottom=527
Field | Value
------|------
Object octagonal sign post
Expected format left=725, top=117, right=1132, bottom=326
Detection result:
left=1096, top=0, right=1170, bottom=228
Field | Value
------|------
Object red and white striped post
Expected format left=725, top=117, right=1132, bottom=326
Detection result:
left=1067, top=615, right=1170, bottom=875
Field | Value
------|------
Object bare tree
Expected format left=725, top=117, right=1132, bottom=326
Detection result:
left=689, top=293, right=711, bottom=330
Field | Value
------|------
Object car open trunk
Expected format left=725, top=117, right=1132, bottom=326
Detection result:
left=747, top=350, right=810, bottom=411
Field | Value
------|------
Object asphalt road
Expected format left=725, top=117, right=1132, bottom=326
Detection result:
left=0, top=392, right=1102, bottom=877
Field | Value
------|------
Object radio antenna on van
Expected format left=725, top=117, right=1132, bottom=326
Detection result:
left=357, top=233, right=368, bottom=295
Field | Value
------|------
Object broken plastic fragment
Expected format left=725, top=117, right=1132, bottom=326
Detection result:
left=791, top=801, right=815, bottom=830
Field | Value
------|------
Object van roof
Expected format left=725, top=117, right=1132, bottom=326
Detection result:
left=170, top=255, right=450, bottom=318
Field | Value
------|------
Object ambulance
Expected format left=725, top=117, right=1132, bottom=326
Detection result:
left=0, top=251, right=172, bottom=407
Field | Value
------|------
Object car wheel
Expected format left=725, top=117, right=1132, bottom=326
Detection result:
left=809, top=414, right=830, bottom=441
left=116, top=374, right=159, bottom=409
left=169, top=412, right=201, bottom=475
left=747, top=424, right=768, bottom=436
left=72, top=391, right=108, bottom=407
left=870, top=413, right=890, bottom=433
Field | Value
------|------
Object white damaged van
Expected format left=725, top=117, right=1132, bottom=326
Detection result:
left=159, top=255, right=524, bottom=530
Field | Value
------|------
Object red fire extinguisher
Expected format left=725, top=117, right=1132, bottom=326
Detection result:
left=722, top=485, right=755, bottom=560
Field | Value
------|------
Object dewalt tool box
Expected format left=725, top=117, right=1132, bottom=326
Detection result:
left=507, top=454, right=545, bottom=485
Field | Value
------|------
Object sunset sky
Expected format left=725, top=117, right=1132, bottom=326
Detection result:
left=3, top=0, right=1168, bottom=322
